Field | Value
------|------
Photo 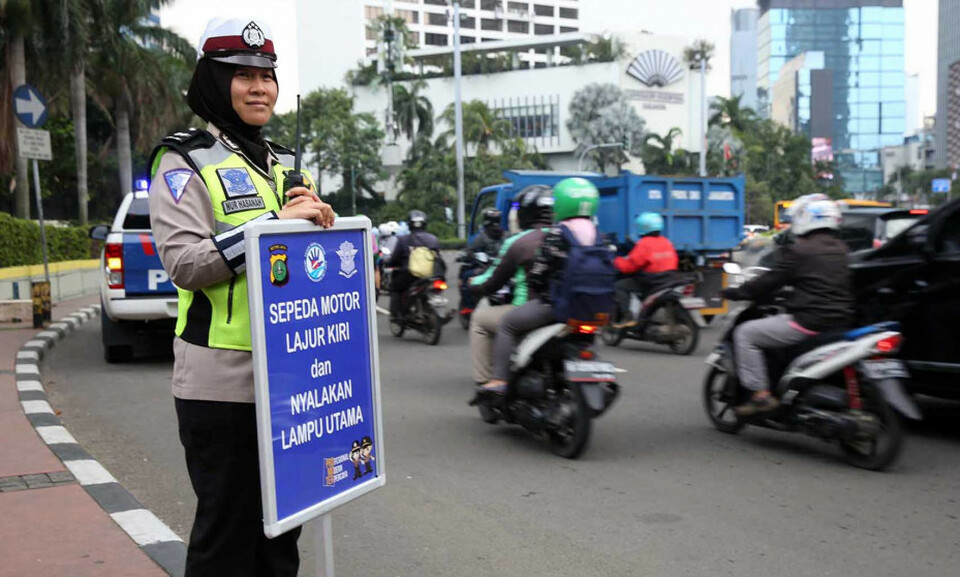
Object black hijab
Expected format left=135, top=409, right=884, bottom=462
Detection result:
left=186, top=59, right=275, bottom=175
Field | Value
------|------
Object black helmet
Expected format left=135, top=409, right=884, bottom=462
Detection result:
left=408, top=210, right=427, bottom=231
left=482, top=208, right=502, bottom=228
left=514, top=185, right=554, bottom=230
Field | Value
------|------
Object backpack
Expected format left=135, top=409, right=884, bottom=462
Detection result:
left=549, top=225, right=617, bottom=324
left=408, top=234, right=437, bottom=279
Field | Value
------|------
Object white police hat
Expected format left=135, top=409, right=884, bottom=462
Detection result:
left=198, top=18, right=277, bottom=68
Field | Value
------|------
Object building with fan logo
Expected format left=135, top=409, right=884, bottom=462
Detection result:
left=344, top=31, right=706, bottom=198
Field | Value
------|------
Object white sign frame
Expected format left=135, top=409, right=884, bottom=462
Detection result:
left=17, top=127, right=52, bottom=160
left=245, top=216, right=386, bottom=538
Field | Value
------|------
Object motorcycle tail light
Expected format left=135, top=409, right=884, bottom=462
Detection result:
left=875, top=334, right=902, bottom=354
left=105, top=243, right=124, bottom=289
left=579, top=349, right=595, bottom=359
left=682, top=283, right=695, bottom=296
left=577, top=325, right=598, bottom=335
left=432, top=280, right=448, bottom=291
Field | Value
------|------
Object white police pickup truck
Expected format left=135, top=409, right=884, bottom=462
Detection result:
left=89, top=186, right=178, bottom=362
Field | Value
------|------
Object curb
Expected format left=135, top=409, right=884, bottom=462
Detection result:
left=15, top=305, right=186, bottom=576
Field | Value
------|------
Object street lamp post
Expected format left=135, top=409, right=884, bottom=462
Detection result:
left=698, top=54, right=707, bottom=178
left=452, top=1, right=466, bottom=239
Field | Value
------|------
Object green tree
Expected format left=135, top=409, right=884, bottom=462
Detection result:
left=1, top=0, right=35, bottom=218
left=641, top=128, right=689, bottom=175
left=708, top=94, right=757, bottom=134
left=440, top=100, right=510, bottom=154
left=89, top=0, right=194, bottom=198
left=683, top=39, right=715, bottom=71
left=392, top=81, right=434, bottom=142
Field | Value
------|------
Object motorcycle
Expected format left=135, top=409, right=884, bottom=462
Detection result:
left=702, top=263, right=920, bottom=471
left=389, top=271, right=451, bottom=346
left=377, top=246, right=394, bottom=302
left=601, top=275, right=706, bottom=355
left=470, top=320, right=620, bottom=459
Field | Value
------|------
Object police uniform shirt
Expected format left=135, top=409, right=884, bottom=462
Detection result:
left=149, top=124, right=280, bottom=403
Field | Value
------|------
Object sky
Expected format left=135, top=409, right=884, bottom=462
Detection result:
left=160, top=0, right=939, bottom=117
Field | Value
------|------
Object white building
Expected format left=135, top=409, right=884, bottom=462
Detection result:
left=348, top=32, right=706, bottom=199
left=300, top=0, right=582, bottom=92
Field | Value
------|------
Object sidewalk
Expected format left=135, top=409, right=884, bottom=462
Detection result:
left=0, top=295, right=172, bottom=577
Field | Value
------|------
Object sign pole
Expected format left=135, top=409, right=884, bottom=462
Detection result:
left=31, top=158, right=50, bottom=285
left=314, top=514, right=335, bottom=577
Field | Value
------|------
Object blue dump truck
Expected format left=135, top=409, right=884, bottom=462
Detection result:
left=468, top=170, right=746, bottom=321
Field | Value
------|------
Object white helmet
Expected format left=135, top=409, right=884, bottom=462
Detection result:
left=788, top=194, right=842, bottom=236
left=378, top=221, right=399, bottom=237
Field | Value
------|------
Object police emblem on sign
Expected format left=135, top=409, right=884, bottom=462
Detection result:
left=242, top=22, right=266, bottom=49
left=304, top=242, right=327, bottom=283
left=336, top=241, right=359, bottom=278
left=269, top=244, right=289, bottom=286
left=216, top=167, right=257, bottom=198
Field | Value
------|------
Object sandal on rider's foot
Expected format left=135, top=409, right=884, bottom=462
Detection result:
left=476, top=382, right=509, bottom=396
left=734, top=395, right=780, bottom=417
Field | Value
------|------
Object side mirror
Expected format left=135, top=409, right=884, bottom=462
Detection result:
left=722, top=262, right=742, bottom=275
left=476, top=252, right=490, bottom=264
left=89, top=225, right=109, bottom=241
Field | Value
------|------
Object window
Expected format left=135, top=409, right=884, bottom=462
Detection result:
left=534, top=4, right=553, bottom=17
left=461, top=16, right=477, bottom=29
left=560, top=26, right=578, bottom=33
left=507, top=19, right=528, bottom=33
left=396, top=9, right=419, bottom=24
left=461, top=35, right=476, bottom=43
left=559, top=7, right=578, bottom=19
left=425, top=33, right=448, bottom=46
left=481, top=0, right=502, bottom=11
left=460, top=0, right=476, bottom=8
left=123, top=199, right=152, bottom=230
left=508, top=2, right=528, bottom=12
left=424, top=0, right=446, bottom=5
left=481, top=18, right=502, bottom=31
left=364, top=6, right=383, bottom=18
left=427, top=12, right=447, bottom=26
left=494, top=97, right=561, bottom=142
left=534, top=23, right=553, bottom=35
left=366, top=26, right=377, bottom=40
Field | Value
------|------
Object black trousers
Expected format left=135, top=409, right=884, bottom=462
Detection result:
left=389, top=270, right=415, bottom=317
left=175, top=398, right=301, bottom=577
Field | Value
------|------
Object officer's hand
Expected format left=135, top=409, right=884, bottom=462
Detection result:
left=285, top=185, right=321, bottom=204
left=278, top=198, right=327, bottom=226
left=281, top=190, right=335, bottom=228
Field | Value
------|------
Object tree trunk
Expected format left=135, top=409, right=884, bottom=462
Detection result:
left=116, top=96, right=133, bottom=196
left=11, top=34, right=29, bottom=219
left=70, top=63, right=89, bottom=224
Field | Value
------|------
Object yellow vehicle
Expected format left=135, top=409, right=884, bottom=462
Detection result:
left=774, top=199, right=892, bottom=229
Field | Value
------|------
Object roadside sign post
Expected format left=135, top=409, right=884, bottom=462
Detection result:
left=14, top=84, right=52, bottom=287
left=245, top=217, right=385, bottom=577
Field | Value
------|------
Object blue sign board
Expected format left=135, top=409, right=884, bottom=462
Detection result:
left=246, top=218, right=384, bottom=537
left=12, top=84, right=48, bottom=128
left=932, top=178, right=951, bottom=194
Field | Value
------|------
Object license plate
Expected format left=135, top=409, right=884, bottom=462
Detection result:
left=861, top=359, right=910, bottom=380
left=564, top=360, right=616, bottom=383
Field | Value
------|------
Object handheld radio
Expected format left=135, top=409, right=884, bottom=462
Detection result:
left=282, top=94, right=305, bottom=195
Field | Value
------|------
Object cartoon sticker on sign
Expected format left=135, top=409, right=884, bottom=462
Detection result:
left=249, top=222, right=382, bottom=531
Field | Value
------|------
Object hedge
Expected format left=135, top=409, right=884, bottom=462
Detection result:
left=439, top=237, right=468, bottom=251
left=0, top=213, right=99, bottom=268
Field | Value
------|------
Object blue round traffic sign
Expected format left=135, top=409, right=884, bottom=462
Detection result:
left=13, top=84, right=48, bottom=128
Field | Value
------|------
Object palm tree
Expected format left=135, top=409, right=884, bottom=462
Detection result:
left=37, top=0, right=97, bottom=224
left=440, top=100, right=510, bottom=154
left=393, top=81, right=434, bottom=142
left=642, top=128, right=687, bottom=175
left=709, top=94, right=757, bottom=134
left=90, top=0, right=194, bottom=197
left=683, top=39, right=715, bottom=71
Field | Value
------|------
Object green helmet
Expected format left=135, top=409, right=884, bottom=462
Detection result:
left=552, top=177, right=599, bottom=222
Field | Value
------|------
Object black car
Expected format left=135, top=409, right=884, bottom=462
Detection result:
left=849, top=198, right=960, bottom=399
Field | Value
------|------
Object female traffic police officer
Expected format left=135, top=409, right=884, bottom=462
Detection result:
left=148, top=18, right=334, bottom=577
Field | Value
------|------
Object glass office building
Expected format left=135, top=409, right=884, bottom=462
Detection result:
left=757, top=1, right=905, bottom=195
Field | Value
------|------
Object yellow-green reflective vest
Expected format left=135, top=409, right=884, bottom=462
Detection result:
left=151, top=133, right=314, bottom=351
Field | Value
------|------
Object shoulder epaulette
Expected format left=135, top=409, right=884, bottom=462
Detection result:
left=266, top=139, right=294, bottom=156
left=161, top=128, right=216, bottom=152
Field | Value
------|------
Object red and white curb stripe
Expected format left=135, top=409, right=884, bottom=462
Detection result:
left=15, top=305, right=186, bottom=575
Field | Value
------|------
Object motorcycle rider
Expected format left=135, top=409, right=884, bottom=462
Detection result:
left=467, top=186, right=553, bottom=385
left=478, top=177, right=602, bottom=395
left=611, top=212, right=679, bottom=328
left=385, top=210, right=442, bottom=320
left=469, top=207, right=505, bottom=256
left=721, top=194, right=854, bottom=416
left=378, top=221, right=400, bottom=255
